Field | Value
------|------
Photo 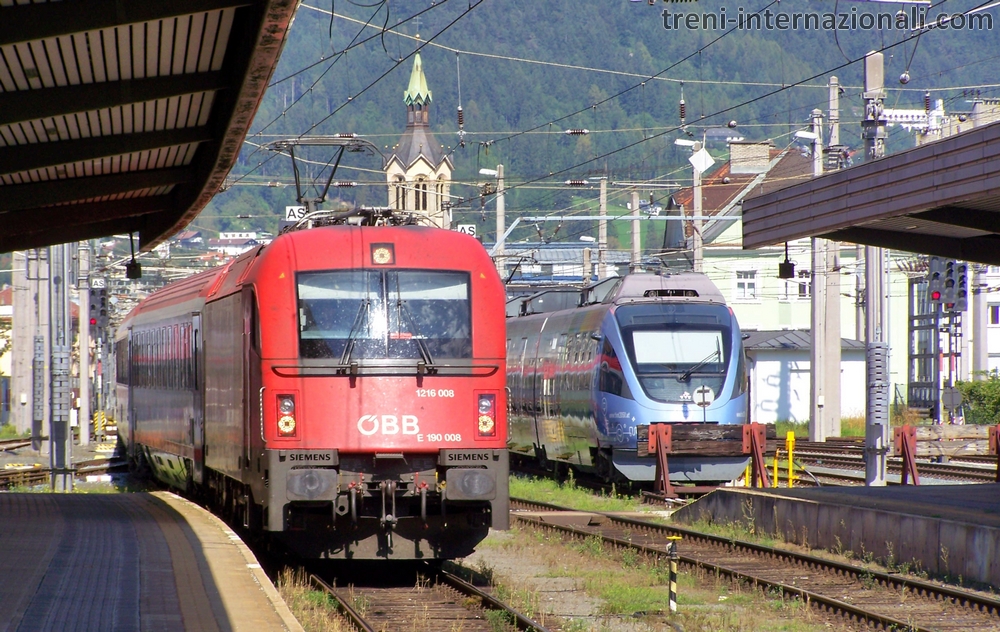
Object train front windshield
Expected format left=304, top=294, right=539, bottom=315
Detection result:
left=297, top=270, right=472, bottom=360
left=615, top=303, right=733, bottom=403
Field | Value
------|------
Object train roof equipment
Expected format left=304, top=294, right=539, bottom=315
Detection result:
left=508, top=272, right=726, bottom=318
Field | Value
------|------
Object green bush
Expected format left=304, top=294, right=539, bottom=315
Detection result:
left=956, top=371, right=1000, bottom=425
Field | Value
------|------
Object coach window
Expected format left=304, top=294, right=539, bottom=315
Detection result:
left=598, top=338, right=631, bottom=399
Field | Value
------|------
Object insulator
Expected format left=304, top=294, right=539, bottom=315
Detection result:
left=333, top=181, right=357, bottom=187
left=457, top=106, right=464, bottom=127
left=924, top=92, right=931, bottom=112
left=564, top=128, right=590, bottom=136
left=334, top=132, right=358, bottom=138
left=564, top=179, right=588, bottom=186
left=679, top=99, right=686, bottom=123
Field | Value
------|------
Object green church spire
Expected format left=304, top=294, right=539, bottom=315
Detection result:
left=403, top=53, right=432, bottom=106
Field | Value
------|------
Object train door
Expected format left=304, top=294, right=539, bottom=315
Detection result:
left=242, top=288, right=263, bottom=482
left=191, top=314, right=205, bottom=484
left=126, top=327, right=136, bottom=461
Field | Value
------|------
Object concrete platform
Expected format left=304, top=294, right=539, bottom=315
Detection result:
left=673, top=484, right=1000, bottom=589
left=0, top=491, right=303, bottom=631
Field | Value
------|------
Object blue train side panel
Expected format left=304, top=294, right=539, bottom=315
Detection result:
left=506, top=273, right=750, bottom=483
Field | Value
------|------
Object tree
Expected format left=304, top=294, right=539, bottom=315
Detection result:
left=956, top=372, right=1000, bottom=425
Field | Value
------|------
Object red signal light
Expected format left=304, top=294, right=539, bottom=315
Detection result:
left=89, top=317, right=97, bottom=326
left=931, top=290, right=941, bottom=301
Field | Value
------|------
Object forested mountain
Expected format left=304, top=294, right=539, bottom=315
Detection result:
left=202, top=0, right=999, bottom=242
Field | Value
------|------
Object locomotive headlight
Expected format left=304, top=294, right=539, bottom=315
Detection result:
left=476, top=393, right=496, bottom=438
left=277, top=395, right=297, bottom=437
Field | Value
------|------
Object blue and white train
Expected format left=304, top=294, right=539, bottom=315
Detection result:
left=505, top=272, right=750, bottom=483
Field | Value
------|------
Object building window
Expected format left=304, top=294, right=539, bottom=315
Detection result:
left=415, top=179, right=427, bottom=211
left=736, top=270, right=757, bottom=300
left=990, top=304, right=1000, bottom=325
left=394, top=177, right=405, bottom=210
left=797, top=269, right=811, bottom=299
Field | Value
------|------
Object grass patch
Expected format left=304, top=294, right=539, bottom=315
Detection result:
left=276, top=568, right=349, bottom=632
left=0, top=424, right=29, bottom=440
left=509, top=474, right=646, bottom=513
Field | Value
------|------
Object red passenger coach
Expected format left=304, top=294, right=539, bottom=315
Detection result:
left=115, top=214, right=509, bottom=559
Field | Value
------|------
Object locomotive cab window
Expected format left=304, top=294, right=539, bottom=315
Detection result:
left=615, top=303, right=733, bottom=404
left=297, top=269, right=472, bottom=360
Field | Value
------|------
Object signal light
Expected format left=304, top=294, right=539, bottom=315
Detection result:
left=89, top=317, right=97, bottom=326
left=476, top=393, right=496, bottom=438
left=931, top=290, right=941, bottom=301
left=276, top=395, right=297, bottom=437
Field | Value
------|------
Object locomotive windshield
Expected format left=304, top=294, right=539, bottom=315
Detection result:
left=297, top=270, right=472, bottom=360
left=615, top=303, right=733, bottom=403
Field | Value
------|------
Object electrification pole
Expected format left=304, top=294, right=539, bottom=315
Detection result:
left=862, top=52, right=889, bottom=487
left=49, top=244, right=72, bottom=491
left=809, top=109, right=828, bottom=441
left=495, top=164, right=505, bottom=277
left=598, top=177, right=608, bottom=278
left=973, top=265, right=987, bottom=378
left=631, top=190, right=641, bottom=270
left=78, top=243, right=91, bottom=447
left=692, top=166, right=703, bottom=273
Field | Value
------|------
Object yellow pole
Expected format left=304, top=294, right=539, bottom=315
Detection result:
left=745, top=463, right=751, bottom=487
left=773, top=447, right=779, bottom=487
left=786, top=431, right=796, bottom=488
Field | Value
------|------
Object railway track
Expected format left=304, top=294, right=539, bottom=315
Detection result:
left=794, top=451, right=999, bottom=483
left=0, top=459, right=122, bottom=490
left=511, top=497, right=1000, bottom=631
left=307, top=563, right=550, bottom=632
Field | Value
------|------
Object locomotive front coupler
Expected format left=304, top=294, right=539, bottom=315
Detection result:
left=379, top=480, right=398, bottom=548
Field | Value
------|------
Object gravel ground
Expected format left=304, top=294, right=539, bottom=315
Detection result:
left=457, top=524, right=863, bottom=632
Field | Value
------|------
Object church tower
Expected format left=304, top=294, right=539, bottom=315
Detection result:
left=385, top=53, right=453, bottom=228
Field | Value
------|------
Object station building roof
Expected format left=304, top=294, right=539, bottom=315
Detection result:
left=741, top=121, right=1000, bottom=265
left=0, top=0, right=297, bottom=253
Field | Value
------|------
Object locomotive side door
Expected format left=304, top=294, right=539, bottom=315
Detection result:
left=242, top=288, right=264, bottom=482
left=191, top=314, right=205, bottom=484
left=126, top=327, right=136, bottom=461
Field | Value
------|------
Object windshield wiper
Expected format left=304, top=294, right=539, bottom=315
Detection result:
left=396, top=296, right=435, bottom=371
left=678, top=340, right=721, bottom=382
left=340, top=299, right=371, bottom=366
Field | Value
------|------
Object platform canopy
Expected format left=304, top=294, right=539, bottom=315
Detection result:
left=0, top=0, right=297, bottom=253
left=742, top=121, right=1000, bottom=265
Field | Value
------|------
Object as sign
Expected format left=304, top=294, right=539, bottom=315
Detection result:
left=284, top=206, right=307, bottom=221
left=456, top=224, right=477, bottom=237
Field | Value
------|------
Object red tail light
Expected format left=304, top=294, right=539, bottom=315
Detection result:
left=276, top=394, right=297, bottom=437
left=476, top=393, right=496, bottom=438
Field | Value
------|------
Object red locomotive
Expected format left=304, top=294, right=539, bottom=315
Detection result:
left=114, top=211, right=509, bottom=559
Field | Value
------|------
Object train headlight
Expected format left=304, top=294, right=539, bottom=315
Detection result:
left=476, top=393, right=496, bottom=438
left=445, top=468, right=496, bottom=500
left=277, top=395, right=296, bottom=437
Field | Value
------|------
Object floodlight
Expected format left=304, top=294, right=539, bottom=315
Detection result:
left=479, top=168, right=498, bottom=176
left=794, top=131, right=819, bottom=141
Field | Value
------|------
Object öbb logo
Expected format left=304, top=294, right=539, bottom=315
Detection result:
left=357, top=414, right=420, bottom=436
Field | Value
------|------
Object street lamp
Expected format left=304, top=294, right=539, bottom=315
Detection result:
left=674, top=138, right=715, bottom=273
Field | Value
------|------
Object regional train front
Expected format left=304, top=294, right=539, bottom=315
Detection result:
left=248, top=223, right=509, bottom=559
left=506, top=273, right=750, bottom=485
left=596, top=274, right=750, bottom=483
